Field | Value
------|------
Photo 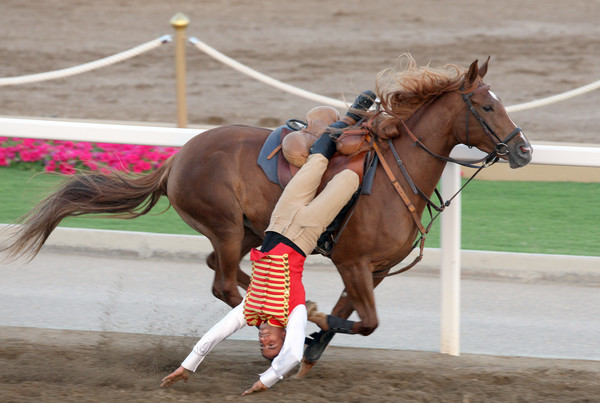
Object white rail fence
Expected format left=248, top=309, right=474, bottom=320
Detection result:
left=1, top=117, right=599, bottom=356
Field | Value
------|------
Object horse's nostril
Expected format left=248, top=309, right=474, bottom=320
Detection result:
left=519, top=145, right=531, bottom=154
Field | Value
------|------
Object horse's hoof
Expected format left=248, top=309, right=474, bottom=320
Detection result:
left=295, top=358, right=316, bottom=379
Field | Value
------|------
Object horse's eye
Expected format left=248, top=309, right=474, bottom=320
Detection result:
left=482, top=105, right=494, bottom=112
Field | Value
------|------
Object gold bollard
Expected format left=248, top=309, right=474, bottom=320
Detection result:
left=171, top=12, right=190, bottom=128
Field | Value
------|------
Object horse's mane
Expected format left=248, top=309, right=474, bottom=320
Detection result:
left=371, top=54, right=466, bottom=139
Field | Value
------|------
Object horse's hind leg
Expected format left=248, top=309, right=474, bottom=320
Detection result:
left=170, top=200, right=259, bottom=308
left=205, top=242, right=244, bottom=307
left=206, top=226, right=262, bottom=306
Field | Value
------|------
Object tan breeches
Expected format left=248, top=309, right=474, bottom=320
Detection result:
left=266, top=153, right=360, bottom=255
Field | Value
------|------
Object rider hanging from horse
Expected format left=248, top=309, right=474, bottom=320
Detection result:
left=160, top=92, right=375, bottom=395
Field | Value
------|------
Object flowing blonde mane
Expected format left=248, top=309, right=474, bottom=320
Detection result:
left=373, top=54, right=467, bottom=139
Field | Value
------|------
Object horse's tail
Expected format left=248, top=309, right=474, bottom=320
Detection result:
left=1, top=156, right=175, bottom=262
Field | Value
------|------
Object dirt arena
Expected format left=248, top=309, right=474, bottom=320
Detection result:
left=2, top=327, right=599, bottom=403
left=1, top=1, right=600, bottom=402
left=2, top=0, right=600, bottom=145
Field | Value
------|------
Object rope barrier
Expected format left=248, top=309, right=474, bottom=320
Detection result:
left=505, top=79, right=600, bottom=112
left=188, top=36, right=348, bottom=109
left=1, top=31, right=598, bottom=113
left=189, top=36, right=600, bottom=113
left=0, top=35, right=172, bottom=87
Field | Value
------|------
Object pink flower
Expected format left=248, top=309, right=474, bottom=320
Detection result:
left=83, top=160, right=98, bottom=170
left=1, top=137, right=180, bottom=174
left=98, top=152, right=116, bottom=163
left=59, top=162, right=76, bottom=175
left=124, top=152, right=141, bottom=165
left=76, top=150, right=93, bottom=161
left=45, top=160, right=56, bottom=172
left=52, top=151, right=68, bottom=161
left=133, top=160, right=152, bottom=173
left=143, top=150, right=160, bottom=161
left=111, top=160, right=129, bottom=172
left=20, top=149, right=43, bottom=162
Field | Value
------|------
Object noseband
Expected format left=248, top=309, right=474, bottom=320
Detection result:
left=462, top=83, right=522, bottom=156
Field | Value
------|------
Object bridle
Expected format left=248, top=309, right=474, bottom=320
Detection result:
left=461, top=83, right=523, bottom=157
left=365, top=81, right=523, bottom=277
left=395, top=83, right=523, bottom=169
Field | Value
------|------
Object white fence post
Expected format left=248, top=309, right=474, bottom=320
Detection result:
left=440, top=163, right=462, bottom=356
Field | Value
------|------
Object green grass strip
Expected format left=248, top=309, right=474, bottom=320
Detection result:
left=0, top=168, right=197, bottom=236
left=1, top=167, right=598, bottom=256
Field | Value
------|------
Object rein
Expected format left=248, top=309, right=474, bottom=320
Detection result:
left=368, top=133, right=486, bottom=278
left=363, top=83, right=520, bottom=277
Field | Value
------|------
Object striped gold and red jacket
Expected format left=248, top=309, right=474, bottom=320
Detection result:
left=244, top=243, right=306, bottom=328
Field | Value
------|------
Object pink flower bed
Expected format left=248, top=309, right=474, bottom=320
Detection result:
left=0, top=137, right=180, bottom=174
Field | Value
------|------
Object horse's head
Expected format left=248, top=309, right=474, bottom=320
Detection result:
left=454, top=58, right=533, bottom=168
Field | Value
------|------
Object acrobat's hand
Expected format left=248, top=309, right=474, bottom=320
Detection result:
left=160, top=366, right=190, bottom=388
left=242, top=379, right=268, bottom=396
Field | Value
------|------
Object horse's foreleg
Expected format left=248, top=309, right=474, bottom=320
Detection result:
left=333, top=262, right=379, bottom=335
left=325, top=268, right=388, bottom=330
left=298, top=262, right=378, bottom=377
left=296, top=289, right=355, bottom=379
left=316, top=275, right=384, bottom=334
left=329, top=289, right=357, bottom=318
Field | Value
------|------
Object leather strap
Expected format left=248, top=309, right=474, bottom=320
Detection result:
left=267, top=145, right=281, bottom=160
left=369, top=134, right=426, bottom=235
left=329, top=120, right=430, bottom=277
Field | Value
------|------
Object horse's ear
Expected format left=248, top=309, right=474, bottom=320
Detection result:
left=478, top=56, right=491, bottom=79
left=465, top=60, right=479, bottom=87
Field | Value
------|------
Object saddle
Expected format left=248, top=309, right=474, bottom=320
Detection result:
left=257, top=106, right=378, bottom=255
left=282, top=105, right=341, bottom=168
left=259, top=106, right=374, bottom=190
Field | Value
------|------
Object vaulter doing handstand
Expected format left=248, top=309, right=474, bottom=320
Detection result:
left=160, top=92, right=374, bottom=395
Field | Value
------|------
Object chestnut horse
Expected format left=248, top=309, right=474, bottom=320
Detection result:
left=2, top=56, right=532, bottom=373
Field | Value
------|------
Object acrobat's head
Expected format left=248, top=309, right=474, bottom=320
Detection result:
left=258, top=322, right=286, bottom=361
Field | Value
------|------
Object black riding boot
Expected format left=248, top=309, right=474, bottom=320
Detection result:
left=309, top=130, right=338, bottom=160
left=309, top=90, right=376, bottom=160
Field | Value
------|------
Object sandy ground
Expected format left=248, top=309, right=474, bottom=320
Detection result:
left=2, top=327, right=599, bottom=403
left=1, top=1, right=600, bottom=401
